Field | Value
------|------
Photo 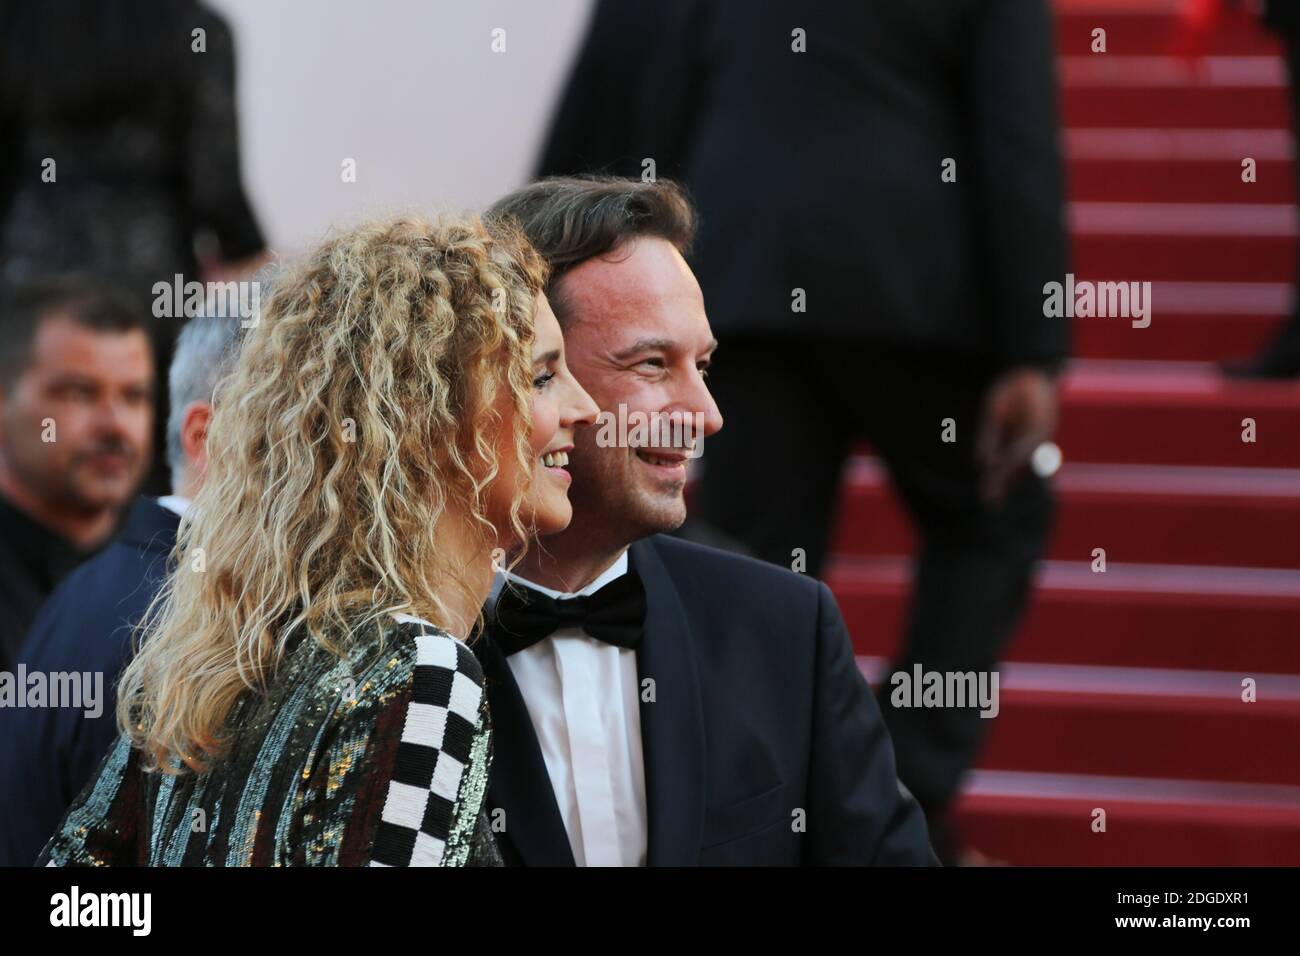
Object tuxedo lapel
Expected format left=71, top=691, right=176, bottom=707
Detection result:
left=631, top=538, right=706, bottom=865
left=473, top=635, right=575, bottom=866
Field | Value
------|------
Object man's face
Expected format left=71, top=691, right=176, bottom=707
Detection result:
left=0, top=315, right=154, bottom=514
left=557, top=237, right=723, bottom=542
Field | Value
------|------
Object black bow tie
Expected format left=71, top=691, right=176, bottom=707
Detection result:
left=489, top=568, right=646, bottom=655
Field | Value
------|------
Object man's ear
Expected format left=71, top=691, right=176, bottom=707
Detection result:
left=180, top=401, right=213, bottom=480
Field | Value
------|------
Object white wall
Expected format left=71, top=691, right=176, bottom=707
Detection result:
left=206, top=0, right=595, bottom=256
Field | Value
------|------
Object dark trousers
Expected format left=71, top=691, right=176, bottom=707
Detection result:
left=1244, top=27, right=1300, bottom=373
left=697, top=338, right=1055, bottom=832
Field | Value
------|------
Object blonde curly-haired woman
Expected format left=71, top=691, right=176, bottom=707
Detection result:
left=39, top=214, right=597, bottom=866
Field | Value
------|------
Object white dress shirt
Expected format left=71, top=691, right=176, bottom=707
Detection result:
left=154, top=495, right=192, bottom=517
left=498, top=553, right=648, bottom=867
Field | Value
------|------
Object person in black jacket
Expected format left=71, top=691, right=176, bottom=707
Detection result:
left=0, top=278, right=155, bottom=673
left=0, top=310, right=245, bottom=866
left=485, top=176, right=935, bottom=865
left=1229, top=0, right=1300, bottom=377
left=0, top=0, right=268, bottom=490
left=536, top=0, right=1069, bottom=861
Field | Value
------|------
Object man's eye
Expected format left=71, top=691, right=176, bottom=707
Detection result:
left=640, top=358, right=666, bottom=370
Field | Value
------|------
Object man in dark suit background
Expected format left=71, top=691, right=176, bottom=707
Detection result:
left=485, top=176, right=934, bottom=865
left=1228, top=0, right=1300, bottom=378
left=0, top=278, right=155, bottom=672
left=0, top=311, right=245, bottom=865
left=537, top=0, right=1069, bottom=861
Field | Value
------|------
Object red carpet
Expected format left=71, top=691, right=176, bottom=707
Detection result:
left=823, top=0, right=1300, bottom=865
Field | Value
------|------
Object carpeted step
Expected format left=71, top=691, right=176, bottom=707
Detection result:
left=827, top=556, right=1300, bottom=674
left=861, top=658, right=1300, bottom=787
left=1056, top=4, right=1281, bottom=58
left=1067, top=129, right=1293, bottom=205
left=1071, top=201, right=1296, bottom=284
left=1061, top=55, right=1289, bottom=129
left=951, top=768, right=1300, bottom=865
left=830, top=459, right=1300, bottom=569
left=1055, top=360, right=1300, bottom=468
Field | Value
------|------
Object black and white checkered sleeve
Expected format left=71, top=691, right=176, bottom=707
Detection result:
left=367, top=629, right=488, bottom=867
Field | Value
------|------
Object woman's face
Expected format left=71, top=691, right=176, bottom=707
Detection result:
left=487, top=293, right=598, bottom=545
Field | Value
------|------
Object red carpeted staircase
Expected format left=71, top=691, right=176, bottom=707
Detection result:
left=823, top=0, right=1300, bottom=865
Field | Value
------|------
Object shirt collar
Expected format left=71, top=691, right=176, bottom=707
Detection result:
left=498, top=550, right=629, bottom=601
left=154, top=495, right=192, bottom=518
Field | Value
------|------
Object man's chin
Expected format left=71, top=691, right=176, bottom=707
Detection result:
left=69, top=478, right=138, bottom=513
left=630, top=487, right=687, bottom=535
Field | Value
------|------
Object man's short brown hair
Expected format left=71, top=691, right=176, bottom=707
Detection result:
left=487, top=175, right=696, bottom=325
left=0, top=276, right=146, bottom=387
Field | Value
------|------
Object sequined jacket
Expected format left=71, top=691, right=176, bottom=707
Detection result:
left=38, top=619, right=500, bottom=866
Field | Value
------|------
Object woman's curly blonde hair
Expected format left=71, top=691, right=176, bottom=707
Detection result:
left=117, top=214, right=547, bottom=772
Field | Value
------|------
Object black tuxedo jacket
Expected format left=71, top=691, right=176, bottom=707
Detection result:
left=475, top=534, right=936, bottom=865
left=537, top=0, right=1068, bottom=370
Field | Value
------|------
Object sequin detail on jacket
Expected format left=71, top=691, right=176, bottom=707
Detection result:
left=38, top=620, right=500, bottom=867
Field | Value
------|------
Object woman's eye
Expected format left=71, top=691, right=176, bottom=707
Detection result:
left=533, top=371, right=556, bottom=390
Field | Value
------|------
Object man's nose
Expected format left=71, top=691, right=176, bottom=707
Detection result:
left=94, top=395, right=135, bottom=437
left=682, top=373, right=724, bottom=438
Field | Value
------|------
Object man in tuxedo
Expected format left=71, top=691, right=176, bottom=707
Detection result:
left=536, top=0, right=1067, bottom=861
left=0, top=311, right=244, bottom=865
left=484, top=177, right=935, bottom=865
